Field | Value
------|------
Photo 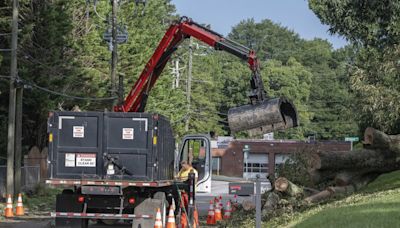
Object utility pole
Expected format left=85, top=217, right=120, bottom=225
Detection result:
left=110, top=0, right=118, bottom=109
left=14, top=87, right=23, bottom=195
left=171, top=59, right=181, bottom=89
left=185, top=37, right=193, bottom=132
left=7, top=0, right=19, bottom=197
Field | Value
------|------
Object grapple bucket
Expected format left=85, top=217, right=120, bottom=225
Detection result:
left=228, top=97, right=299, bottom=136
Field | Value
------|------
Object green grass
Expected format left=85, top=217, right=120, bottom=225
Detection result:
left=360, top=170, right=400, bottom=193
left=265, top=170, right=400, bottom=228
left=288, top=189, right=400, bottom=228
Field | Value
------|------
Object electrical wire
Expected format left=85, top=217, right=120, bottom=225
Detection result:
left=0, top=75, right=116, bottom=101
left=29, top=83, right=117, bottom=101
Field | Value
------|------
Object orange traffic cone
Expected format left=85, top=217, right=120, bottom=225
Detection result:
left=4, top=194, right=14, bottom=218
left=171, top=197, right=176, bottom=211
left=224, top=201, right=232, bottom=219
left=154, top=208, right=162, bottom=228
left=206, top=200, right=216, bottom=225
left=181, top=211, right=188, bottom=228
left=166, top=205, right=176, bottom=228
left=219, top=196, right=224, bottom=214
left=214, top=198, right=222, bottom=222
left=193, top=207, right=199, bottom=228
left=15, top=193, right=25, bottom=216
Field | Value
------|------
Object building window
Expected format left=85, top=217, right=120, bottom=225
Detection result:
left=243, top=153, right=269, bottom=179
left=243, top=163, right=268, bottom=173
left=212, top=157, right=221, bottom=175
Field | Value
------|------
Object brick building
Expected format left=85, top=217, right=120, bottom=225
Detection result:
left=211, top=138, right=351, bottom=178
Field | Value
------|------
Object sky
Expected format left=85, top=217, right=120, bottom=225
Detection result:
left=171, top=0, right=347, bottom=49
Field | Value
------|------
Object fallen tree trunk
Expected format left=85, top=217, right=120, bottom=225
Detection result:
left=304, top=174, right=377, bottom=204
left=309, top=128, right=400, bottom=173
left=242, top=200, right=255, bottom=211
left=309, top=169, right=339, bottom=185
left=262, top=191, right=280, bottom=214
left=275, top=177, right=304, bottom=197
left=334, top=171, right=361, bottom=186
left=303, top=187, right=320, bottom=196
left=304, top=189, right=332, bottom=204
left=364, top=127, right=400, bottom=156
left=310, top=149, right=393, bottom=171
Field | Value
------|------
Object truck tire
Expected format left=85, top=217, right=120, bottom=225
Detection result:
left=55, top=193, right=87, bottom=228
left=100, top=219, right=117, bottom=225
left=81, top=219, right=89, bottom=228
left=132, top=192, right=167, bottom=228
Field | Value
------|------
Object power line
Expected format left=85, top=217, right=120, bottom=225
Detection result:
left=29, top=83, right=117, bottom=101
left=0, top=75, right=116, bottom=101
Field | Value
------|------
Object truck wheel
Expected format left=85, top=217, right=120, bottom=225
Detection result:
left=100, top=219, right=117, bottom=225
left=81, top=218, right=89, bottom=228
left=62, top=189, right=73, bottom=194
left=55, top=193, right=87, bottom=228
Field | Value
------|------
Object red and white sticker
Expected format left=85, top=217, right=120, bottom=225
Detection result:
left=73, top=126, right=85, bottom=138
left=76, top=154, right=96, bottom=167
left=122, top=128, right=134, bottom=140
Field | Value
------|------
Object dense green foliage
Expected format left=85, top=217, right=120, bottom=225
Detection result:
left=227, top=19, right=358, bottom=139
left=0, top=0, right=177, bottom=161
left=309, top=0, right=400, bottom=134
left=0, top=0, right=371, bottom=161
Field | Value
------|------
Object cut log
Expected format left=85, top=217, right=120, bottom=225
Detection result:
left=308, top=129, right=400, bottom=174
left=326, top=185, right=355, bottom=195
left=274, top=177, right=304, bottom=197
left=242, top=200, right=255, bottom=211
left=334, top=171, right=361, bottom=186
left=275, top=177, right=289, bottom=192
left=310, top=149, right=400, bottom=172
left=303, top=187, right=320, bottom=196
left=304, top=174, right=377, bottom=204
left=262, top=192, right=280, bottom=213
left=309, top=169, right=338, bottom=185
left=304, top=189, right=332, bottom=204
left=364, top=127, right=400, bottom=156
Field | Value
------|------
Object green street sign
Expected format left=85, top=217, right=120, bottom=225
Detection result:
left=345, top=137, right=359, bottom=142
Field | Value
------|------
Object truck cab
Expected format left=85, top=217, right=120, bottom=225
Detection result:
left=177, top=135, right=212, bottom=193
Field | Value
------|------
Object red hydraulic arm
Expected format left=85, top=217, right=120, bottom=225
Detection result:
left=114, top=16, right=266, bottom=112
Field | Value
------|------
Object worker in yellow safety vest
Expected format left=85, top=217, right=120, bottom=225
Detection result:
left=176, top=160, right=199, bottom=227
left=176, top=160, right=198, bottom=182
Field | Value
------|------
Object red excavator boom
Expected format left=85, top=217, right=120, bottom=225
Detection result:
left=114, top=16, right=298, bottom=135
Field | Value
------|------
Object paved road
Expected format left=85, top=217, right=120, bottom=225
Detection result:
left=0, top=178, right=271, bottom=227
left=196, top=179, right=271, bottom=216
left=0, top=220, right=131, bottom=228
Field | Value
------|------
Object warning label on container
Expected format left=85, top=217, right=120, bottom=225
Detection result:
left=73, top=126, right=85, bottom=138
left=65, top=153, right=75, bottom=167
left=122, top=128, right=134, bottom=140
left=76, top=154, right=96, bottom=167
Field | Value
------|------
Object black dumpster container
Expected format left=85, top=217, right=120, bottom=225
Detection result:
left=47, top=111, right=175, bottom=181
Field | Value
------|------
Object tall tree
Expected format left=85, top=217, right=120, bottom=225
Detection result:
left=309, top=0, right=400, bottom=134
left=0, top=0, right=177, bottom=159
left=225, top=18, right=357, bottom=139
